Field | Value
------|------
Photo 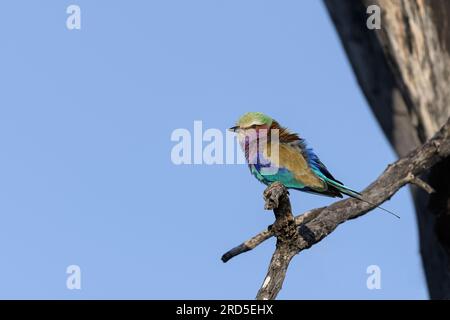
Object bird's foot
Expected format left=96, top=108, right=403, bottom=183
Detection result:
left=263, top=182, right=288, bottom=210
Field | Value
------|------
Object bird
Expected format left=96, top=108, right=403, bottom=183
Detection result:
left=229, top=112, right=399, bottom=218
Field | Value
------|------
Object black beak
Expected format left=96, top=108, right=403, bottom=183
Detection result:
left=228, top=126, right=239, bottom=132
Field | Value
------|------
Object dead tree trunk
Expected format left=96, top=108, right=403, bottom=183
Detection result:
left=324, top=0, right=450, bottom=299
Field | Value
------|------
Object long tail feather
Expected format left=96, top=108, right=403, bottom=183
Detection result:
left=325, top=179, right=400, bottom=219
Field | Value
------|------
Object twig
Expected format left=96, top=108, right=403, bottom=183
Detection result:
left=407, top=173, right=436, bottom=194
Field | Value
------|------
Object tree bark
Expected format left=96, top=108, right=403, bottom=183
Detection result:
left=324, top=0, right=450, bottom=299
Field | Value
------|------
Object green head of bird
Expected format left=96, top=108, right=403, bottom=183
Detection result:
left=229, top=112, right=274, bottom=145
left=229, top=112, right=274, bottom=135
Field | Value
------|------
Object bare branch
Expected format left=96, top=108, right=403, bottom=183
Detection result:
left=407, top=173, right=436, bottom=194
left=255, top=182, right=299, bottom=300
left=221, top=208, right=321, bottom=263
left=256, top=245, right=296, bottom=300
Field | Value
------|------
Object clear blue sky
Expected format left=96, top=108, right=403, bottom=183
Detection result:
left=0, top=1, right=427, bottom=299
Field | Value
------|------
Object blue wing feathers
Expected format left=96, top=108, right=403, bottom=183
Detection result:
left=298, top=139, right=342, bottom=184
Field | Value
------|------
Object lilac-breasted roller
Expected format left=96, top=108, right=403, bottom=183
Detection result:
left=229, top=112, right=399, bottom=218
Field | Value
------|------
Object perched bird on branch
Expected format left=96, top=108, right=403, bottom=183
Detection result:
left=229, top=112, right=399, bottom=218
